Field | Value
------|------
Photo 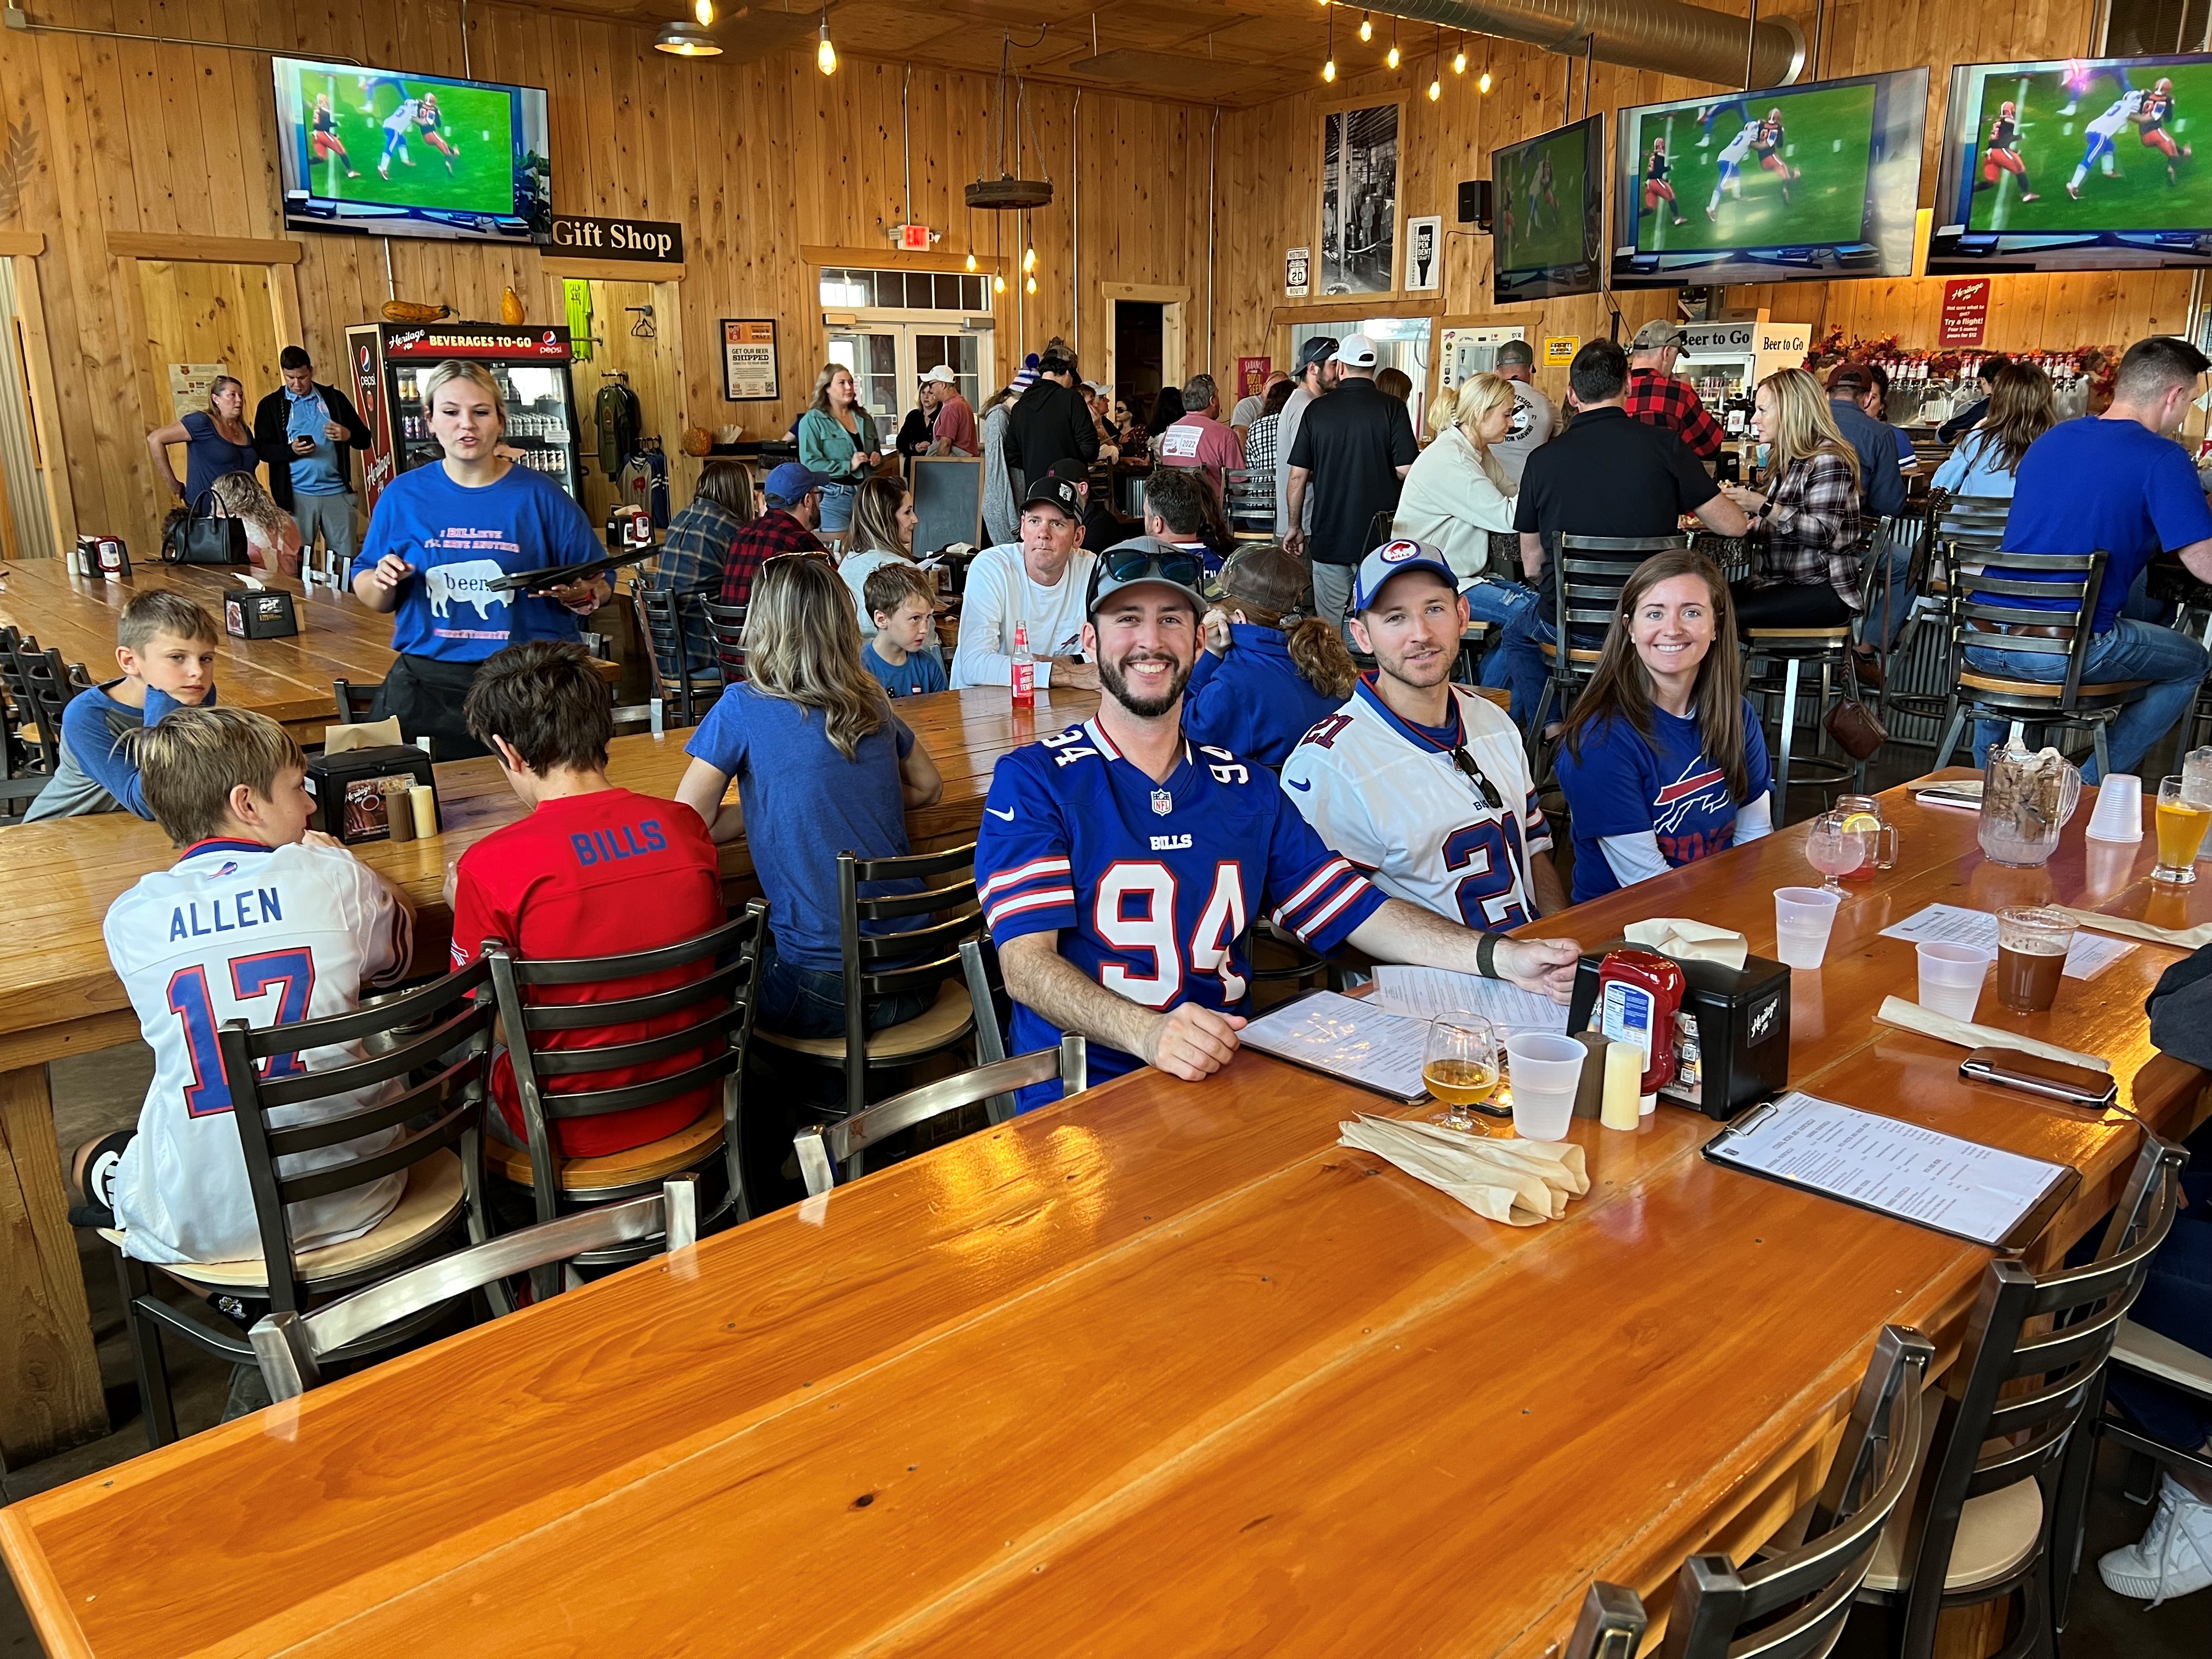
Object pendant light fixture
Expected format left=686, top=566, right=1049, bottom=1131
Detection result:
left=1358, top=10, right=1372, bottom=41
left=964, top=31, right=1054, bottom=212
left=1385, top=16, right=1398, bottom=69
left=653, top=16, right=720, bottom=54
left=1452, top=31, right=1466, bottom=74
left=1427, top=26, right=1441, bottom=98
left=692, top=0, right=712, bottom=23
left=1322, top=3, right=1335, bottom=81
left=815, top=4, right=836, bottom=74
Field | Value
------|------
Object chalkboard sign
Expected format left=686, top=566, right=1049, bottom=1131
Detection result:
left=911, top=456, right=984, bottom=557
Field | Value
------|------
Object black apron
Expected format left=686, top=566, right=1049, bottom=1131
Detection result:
left=373, top=653, right=491, bottom=761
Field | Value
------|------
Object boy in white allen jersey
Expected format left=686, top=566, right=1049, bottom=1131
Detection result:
left=76, top=708, right=417, bottom=1268
left=975, top=537, right=1580, bottom=1113
left=1281, top=540, right=1567, bottom=927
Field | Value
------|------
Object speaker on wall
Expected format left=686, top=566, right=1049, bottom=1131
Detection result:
left=1458, top=179, right=1492, bottom=230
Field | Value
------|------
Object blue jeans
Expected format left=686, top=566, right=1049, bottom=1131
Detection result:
left=1866, top=534, right=1914, bottom=651
left=1462, top=580, right=1539, bottom=716
left=1497, top=608, right=1559, bottom=730
left=757, top=944, right=936, bottom=1041
left=817, top=481, right=857, bottom=532
left=2106, top=1165, right=2212, bottom=1449
left=1965, top=618, right=2210, bottom=782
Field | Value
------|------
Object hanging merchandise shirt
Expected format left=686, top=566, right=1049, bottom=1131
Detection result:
left=595, top=381, right=642, bottom=478
left=619, top=449, right=670, bottom=527
left=349, top=462, right=601, bottom=661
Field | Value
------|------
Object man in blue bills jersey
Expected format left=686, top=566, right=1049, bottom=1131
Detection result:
left=976, top=536, right=1582, bottom=1110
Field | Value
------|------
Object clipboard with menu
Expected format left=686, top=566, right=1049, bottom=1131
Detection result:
left=1237, top=989, right=1432, bottom=1103
left=1701, top=1091, right=2079, bottom=1250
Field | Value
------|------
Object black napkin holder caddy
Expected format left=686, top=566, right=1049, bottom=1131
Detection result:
left=305, top=744, right=435, bottom=845
left=224, top=589, right=298, bottom=639
left=1565, top=944, right=1791, bottom=1121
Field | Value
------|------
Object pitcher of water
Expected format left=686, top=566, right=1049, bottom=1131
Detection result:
left=1979, top=746, right=2083, bottom=868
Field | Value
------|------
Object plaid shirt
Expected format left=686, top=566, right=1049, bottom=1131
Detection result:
left=1243, top=411, right=1281, bottom=495
left=1757, top=450, right=1865, bottom=612
left=1623, top=369, right=1727, bottom=461
left=720, top=507, right=825, bottom=608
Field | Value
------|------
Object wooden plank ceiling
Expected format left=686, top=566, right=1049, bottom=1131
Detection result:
left=566, top=0, right=1351, bottom=106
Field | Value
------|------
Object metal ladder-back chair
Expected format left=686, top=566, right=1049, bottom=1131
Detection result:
left=1887, top=493, right=2011, bottom=727
left=2, top=630, right=88, bottom=776
left=106, top=958, right=498, bottom=1446
left=252, top=1176, right=699, bottom=1401
left=329, top=677, right=383, bottom=725
left=1530, top=533, right=1692, bottom=769
left=699, top=597, right=748, bottom=684
left=482, top=903, right=768, bottom=1297
left=1931, top=550, right=2143, bottom=776
left=1856, top=1134, right=2185, bottom=1659
left=630, top=579, right=719, bottom=731
left=794, top=1037, right=1087, bottom=1195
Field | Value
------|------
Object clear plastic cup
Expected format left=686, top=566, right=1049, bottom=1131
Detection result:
left=1916, top=940, right=1992, bottom=1022
left=1774, top=886, right=1843, bottom=970
left=1504, top=1032, right=1587, bottom=1142
left=2086, top=774, right=2145, bottom=844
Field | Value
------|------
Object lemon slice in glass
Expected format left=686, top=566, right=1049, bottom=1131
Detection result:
left=1839, top=811, right=1881, bottom=833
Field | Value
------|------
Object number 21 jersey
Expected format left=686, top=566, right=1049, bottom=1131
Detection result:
left=977, top=719, right=1385, bottom=1109
left=102, top=837, right=414, bottom=1265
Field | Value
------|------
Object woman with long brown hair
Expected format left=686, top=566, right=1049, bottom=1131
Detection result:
left=674, top=555, right=944, bottom=1040
left=1183, top=543, right=1358, bottom=769
left=1932, top=360, right=2058, bottom=499
left=1555, top=551, right=1773, bottom=900
left=1720, top=366, right=1865, bottom=632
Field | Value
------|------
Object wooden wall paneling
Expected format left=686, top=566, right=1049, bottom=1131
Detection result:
left=10, top=257, right=80, bottom=549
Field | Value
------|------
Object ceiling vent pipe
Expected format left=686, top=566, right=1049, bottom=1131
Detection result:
left=1365, top=0, right=1805, bottom=89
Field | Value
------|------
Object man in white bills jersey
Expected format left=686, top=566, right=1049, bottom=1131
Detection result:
left=77, top=708, right=417, bottom=1271
left=1281, top=539, right=1566, bottom=928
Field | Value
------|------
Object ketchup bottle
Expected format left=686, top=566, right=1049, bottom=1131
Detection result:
left=1595, top=948, right=1687, bottom=1113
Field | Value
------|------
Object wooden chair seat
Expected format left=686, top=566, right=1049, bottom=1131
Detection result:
left=485, top=1104, right=725, bottom=1194
left=1742, top=626, right=1853, bottom=642
left=1471, top=685, right=1509, bottom=712
left=2113, top=1318, right=2212, bottom=1397
left=754, top=977, right=975, bottom=1063
left=1957, top=673, right=2149, bottom=700
left=100, top=1152, right=465, bottom=1290
left=1537, top=641, right=1602, bottom=667
left=1859, top=1398, right=2044, bottom=1594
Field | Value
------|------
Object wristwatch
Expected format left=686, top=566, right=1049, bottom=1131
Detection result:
left=1477, top=930, right=1503, bottom=981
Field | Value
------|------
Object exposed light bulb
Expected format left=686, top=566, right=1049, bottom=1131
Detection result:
left=964, top=251, right=977, bottom=272
left=1025, top=273, right=1037, bottom=295
left=1322, top=57, right=1335, bottom=81
left=816, top=17, right=836, bottom=73
left=1386, top=42, right=1398, bottom=66
left=1477, top=69, right=1492, bottom=92
left=993, top=272, right=1006, bottom=294
left=1358, top=11, right=1371, bottom=40
left=1022, top=245, right=1036, bottom=273
left=1427, top=76, right=1440, bottom=100
left=1453, top=47, right=1466, bottom=74
left=692, top=0, right=713, bottom=25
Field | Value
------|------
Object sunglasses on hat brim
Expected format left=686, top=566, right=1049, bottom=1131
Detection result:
left=1101, top=546, right=1204, bottom=589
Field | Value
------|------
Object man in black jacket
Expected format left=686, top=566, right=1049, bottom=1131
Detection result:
left=252, top=346, right=371, bottom=581
left=1003, top=349, right=1098, bottom=493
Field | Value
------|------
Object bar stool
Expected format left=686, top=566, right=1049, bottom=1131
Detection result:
left=1530, top=532, right=1693, bottom=773
left=1741, top=623, right=1859, bottom=821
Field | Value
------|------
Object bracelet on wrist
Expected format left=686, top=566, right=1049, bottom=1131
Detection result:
left=1476, top=930, right=1503, bottom=981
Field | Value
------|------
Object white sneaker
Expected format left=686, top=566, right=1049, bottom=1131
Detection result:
left=2098, top=1475, right=2212, bottom=1606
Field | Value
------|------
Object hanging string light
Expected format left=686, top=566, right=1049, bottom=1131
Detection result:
left=1478, top=67, right=1492, bottom=92
left=1452, top=30, right=1466, bottom=74
left=1358, top=10, right=1372, bottom=41
left=815, top=3, right=836, bottom=73
left=1385, top=15, right=1398, bottom=69
left=1427, top=26, right=1441, bottom=97
left=1322, top=3, right=1335, bottom=81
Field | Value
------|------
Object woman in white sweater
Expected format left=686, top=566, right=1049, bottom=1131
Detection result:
left=1391, top=374, right=1535, bottom=716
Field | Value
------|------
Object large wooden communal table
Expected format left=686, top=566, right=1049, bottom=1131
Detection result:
left=4, top=773, right=2208, bottom=1657
left=0, top=561, right=401, bottom=744
left=0, top=685, right=1094, bottom=1465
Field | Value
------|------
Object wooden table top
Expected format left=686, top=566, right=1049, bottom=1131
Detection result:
left=0, top=560, right=399, bottom=738
left=0, top=685, right=1098, bottom=1069
left=4, top=775, right=2204, bottom=1658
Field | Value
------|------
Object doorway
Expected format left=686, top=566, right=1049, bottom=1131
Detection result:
left=1113, top=301, right=1164, bottom=426
left=1289, top=315, right=1436, bottom=436
left=825, top=321, right=991, bottom=439
left=574, top=277, right=687, bottom=526
left=136, top=260, right=285, bottom=510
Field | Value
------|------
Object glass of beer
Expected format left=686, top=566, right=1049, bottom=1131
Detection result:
left=2154, top=776, right=2211, bottom=884
left=1995, top=906, right=2078, bottom=1014
left=1424, top=1014, right=1502, bottom=1131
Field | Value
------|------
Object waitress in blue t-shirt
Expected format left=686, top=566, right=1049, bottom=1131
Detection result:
left=349, top=359, right=607, bottom=759
left=1555, top=551, right=1774, bottom=903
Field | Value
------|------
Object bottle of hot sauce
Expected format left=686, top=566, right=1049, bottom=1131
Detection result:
left=1595, top=948, right=1687, bottom=1115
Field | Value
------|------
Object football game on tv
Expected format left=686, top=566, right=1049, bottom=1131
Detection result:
left=1929, top=54, right=2212, bottom=272
left=1611, top=68, right=1929, bottom=287
left=1491, top=116, right=1604, bottom=303
left=273, top=56, right=552, bottom=243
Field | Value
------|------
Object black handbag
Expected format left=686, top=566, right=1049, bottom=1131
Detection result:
left=163, top=493, right=249, bottom=565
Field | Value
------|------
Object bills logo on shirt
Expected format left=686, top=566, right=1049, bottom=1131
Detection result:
left=1652, top=760, right=1736, bottom=864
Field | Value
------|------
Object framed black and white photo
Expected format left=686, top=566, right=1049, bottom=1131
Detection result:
left=1321, top=101, right=1402, bottom=296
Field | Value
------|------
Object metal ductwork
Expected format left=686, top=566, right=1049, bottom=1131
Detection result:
left=1365, top=0, right=1806, bottom=90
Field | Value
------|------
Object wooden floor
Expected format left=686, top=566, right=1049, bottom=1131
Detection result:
left=1, top=774, right=2202, bottom=1657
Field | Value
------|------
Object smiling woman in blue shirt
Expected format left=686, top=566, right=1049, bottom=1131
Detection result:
left=1555, top=551, right=1772, bottom=902
left=1965, top=335, right=2212, bottom=781
left=348, top=359, right=608, bottom=760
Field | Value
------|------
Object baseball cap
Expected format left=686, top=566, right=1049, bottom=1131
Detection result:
left=1351, top=537, right=1462, bottom=613
left=1020, top=474, right=1082, bottom=521
left=1331, top=334, right=1380, bottom=369
left=1085, top=535, right=1207, bottom=617
left=919, top=364, right=959, bottom=386
left=763, top=461, right=834, bottom=507
left=1218, top=543, right=1311, bottom=617
left=1297, top=335, right=1341, bottom=372
left=1826, top=362, right=1872, bottom=396
left=1630, top=319, right=1688, bottom=352
left=1494, top=338, right=1536, bottom=369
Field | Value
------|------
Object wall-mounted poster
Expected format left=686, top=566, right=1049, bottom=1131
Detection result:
left=167, top=363, right=229, bottom=419
left=722, top=319, right=779, bottom=400
left=1405, top=215, right=1442, bottom=291
left=1321, top=104, right=1400, bottom=295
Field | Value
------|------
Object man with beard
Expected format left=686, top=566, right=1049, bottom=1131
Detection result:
left=975, top=536, right=1581, bottom=1111
left=1281, top=539, right=1567, bottom=924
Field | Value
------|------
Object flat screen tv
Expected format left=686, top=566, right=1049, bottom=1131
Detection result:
left=1491, top=116, right=1604, bottom=302
left=1928, top=54, right=2212, bottom=273
left=273, top=57, right=552, bottom=243
left=1611, top=68, right=1928, bottom=287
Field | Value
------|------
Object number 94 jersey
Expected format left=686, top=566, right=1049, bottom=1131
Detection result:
left=976, top=718, right=1385, bottom=1105
left=1279, top=679, right=1550, bottom=930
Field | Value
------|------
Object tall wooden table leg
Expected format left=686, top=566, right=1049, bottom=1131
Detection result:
left=0, top=1064, right=107, bottom=1464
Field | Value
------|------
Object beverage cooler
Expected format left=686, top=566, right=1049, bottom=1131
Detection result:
left=345, top=320, right=584, bottom=515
